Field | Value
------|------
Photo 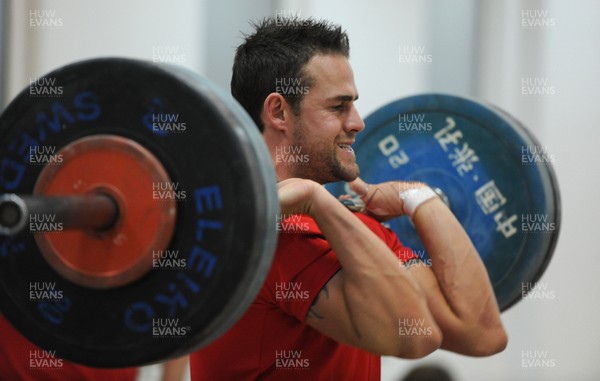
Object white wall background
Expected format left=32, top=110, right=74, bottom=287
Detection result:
left=2, top=0, right=599, bottom=380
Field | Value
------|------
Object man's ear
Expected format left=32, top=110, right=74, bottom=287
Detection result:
left=262, top=93, right=292, bottom=132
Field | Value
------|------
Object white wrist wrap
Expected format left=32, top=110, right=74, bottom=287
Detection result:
left=399, top=187, right=438, bottom=217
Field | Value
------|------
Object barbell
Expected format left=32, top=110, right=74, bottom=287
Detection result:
left=0, top=58, right=560, bottom=368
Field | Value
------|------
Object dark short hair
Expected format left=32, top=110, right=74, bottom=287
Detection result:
left=231, top=17, right=350, bottom=131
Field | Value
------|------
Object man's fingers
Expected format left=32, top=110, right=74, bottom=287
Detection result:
left=278, top=179, right=306, bottom=205
left=277, top=178, right=320, bottom=216
left=277, top=178, right=299, bottom=189
left=348, top=177, right=370, bottom=198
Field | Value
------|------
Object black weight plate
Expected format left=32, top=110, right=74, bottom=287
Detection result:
left=327, top=94, right=560, bottom=311
left=0, top=58, right=279, bottom=367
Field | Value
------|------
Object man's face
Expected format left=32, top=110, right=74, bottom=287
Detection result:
left=286, top=54, right=365, bottom=184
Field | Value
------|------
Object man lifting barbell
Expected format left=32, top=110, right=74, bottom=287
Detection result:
left=189, top=18, right=507, bottom=380
left=0, top=13, right=560, bottom=380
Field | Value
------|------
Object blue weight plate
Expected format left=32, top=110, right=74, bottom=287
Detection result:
left=327, top=94, right=560, bottom=311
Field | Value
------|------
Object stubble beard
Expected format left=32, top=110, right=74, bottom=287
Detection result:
left=289, top=122, right=359, bottom=184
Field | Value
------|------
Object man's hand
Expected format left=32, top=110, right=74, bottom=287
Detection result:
left=347, top=177, right=429, bottom=222
left=278, top=178, right=335, bottom=216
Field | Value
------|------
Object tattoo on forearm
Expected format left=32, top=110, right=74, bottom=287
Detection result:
left=307, top=284, right=329, bottom=320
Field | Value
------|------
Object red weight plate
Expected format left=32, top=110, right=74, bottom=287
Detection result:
left=34, top=135, right=176, bottom=289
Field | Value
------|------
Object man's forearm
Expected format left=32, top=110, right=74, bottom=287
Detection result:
left=309, top=190, right=442, bottom=356
left=348, top=177, right=506, bottom=354
left=411, top=197, right=506, bottom=353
